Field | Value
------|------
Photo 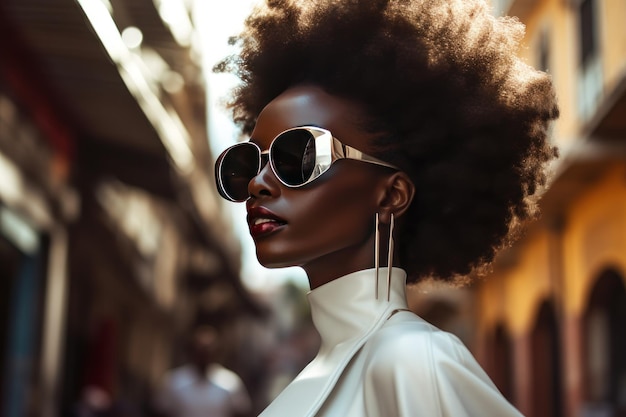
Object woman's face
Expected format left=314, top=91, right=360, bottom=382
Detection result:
left=246, top=85, right=392, bottom=287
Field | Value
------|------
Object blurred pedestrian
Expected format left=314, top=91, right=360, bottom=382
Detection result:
left=69, top=385, right=113, bottom=417
left=153, top=326, right=251, bottom=417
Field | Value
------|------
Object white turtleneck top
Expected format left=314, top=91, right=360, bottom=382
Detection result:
left=259, top=268, right=523, bottom=417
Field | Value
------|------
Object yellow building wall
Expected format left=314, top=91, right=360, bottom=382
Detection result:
left=479, top=163, right=626, bottom=336
left=512, top=0, right=626, bottom=144
left=476, top=274, right=505, bottom=332
left=477, top=1, right=626, bottom=413
left=516, top=0, right=579, bottom=145
left=483, top=0, right=626, bottom=333
left=477, top=227, right=552, bottom=337
left=600, top=0, right=626, bottom=92
left=562, top=163, right=626, bottom=316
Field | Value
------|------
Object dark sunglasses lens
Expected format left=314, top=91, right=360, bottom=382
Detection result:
left=272, top=129, right=316, bottom=186
left=218, top=144, right=260, bottom=201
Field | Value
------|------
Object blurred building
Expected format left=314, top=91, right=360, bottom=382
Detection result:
left=0, top=1, right=264, bottom=416
left=466, top=1, right=626, bottom=416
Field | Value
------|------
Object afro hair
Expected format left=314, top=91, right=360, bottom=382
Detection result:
left=215, top=0, right=559, bottom=284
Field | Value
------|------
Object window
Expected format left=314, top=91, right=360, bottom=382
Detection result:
left=576, top=0, right=602, bottom=120
left=579, top=0, right=597, bottom=68
left=538, top=28, right=551, bottom=73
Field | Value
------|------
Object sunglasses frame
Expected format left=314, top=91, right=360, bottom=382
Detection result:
left=216, top=126, right=399, bottom=202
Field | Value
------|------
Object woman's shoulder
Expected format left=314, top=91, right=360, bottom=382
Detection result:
left=358, top=311, right=522, bottom=417
left=364, top=311, right=472, bottom=369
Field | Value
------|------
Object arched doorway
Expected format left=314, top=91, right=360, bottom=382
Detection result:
left=489, top=323, right=514, bottom=402
left=582, top=269, right=626, bottom=417
left=530, top=300, right=563, bottom=417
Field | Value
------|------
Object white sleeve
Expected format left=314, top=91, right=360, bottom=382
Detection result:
left=226, top=375, right=252, bottom=416
left=364, top=325, right=524, bottom=417
left=212, top=366, right=252, bottom=415
left=433, top=333, right=524, bottom=416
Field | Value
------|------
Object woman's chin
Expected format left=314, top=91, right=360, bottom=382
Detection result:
left=255, top=250, right=303, bottom=269
left=257, top=260, right=298, bottom=269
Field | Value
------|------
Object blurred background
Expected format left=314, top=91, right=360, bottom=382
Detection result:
left=0, top=0, right=624, bottom=416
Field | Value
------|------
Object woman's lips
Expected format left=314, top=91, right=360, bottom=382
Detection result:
left=247, top=206, right=286, bottom=238
left=249, top=218, right=285, bottom=237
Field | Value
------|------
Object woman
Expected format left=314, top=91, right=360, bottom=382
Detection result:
left=214, top=0, right=558, bottom=416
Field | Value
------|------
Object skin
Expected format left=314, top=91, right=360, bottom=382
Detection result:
left=246, top=84, right=415, bottom=289
left=189, top=327, right=219, bottom=375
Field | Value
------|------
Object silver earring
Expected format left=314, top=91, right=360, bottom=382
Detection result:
left=375, top=213, right=380, bottom=300
left=375, top=213, right=395, bottom=301
left=387, top=213, right=395, bottom=301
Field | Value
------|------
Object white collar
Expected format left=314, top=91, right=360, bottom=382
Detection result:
left=260, top=267, right=408, bottom=417
left=308, top=267, right=408, bottom=349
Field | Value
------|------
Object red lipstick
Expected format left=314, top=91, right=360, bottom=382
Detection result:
left=246, top=206, right=286, bottom=238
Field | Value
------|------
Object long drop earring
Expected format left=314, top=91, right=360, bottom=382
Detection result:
left=386, top=213, right=395, bottom=301
left=375, top=213, right=380, bottom=300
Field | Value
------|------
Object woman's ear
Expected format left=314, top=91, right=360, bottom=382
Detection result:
left=377, top=172, right=415, bottom=224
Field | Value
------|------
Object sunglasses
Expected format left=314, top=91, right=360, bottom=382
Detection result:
left=215, top=126, right=399, bottom=202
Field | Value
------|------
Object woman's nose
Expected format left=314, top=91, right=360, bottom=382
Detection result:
left=248, top=158, right=280, bottom=199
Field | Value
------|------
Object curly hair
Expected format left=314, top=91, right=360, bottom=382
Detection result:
left=214, top=0, right=559, bottom=284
